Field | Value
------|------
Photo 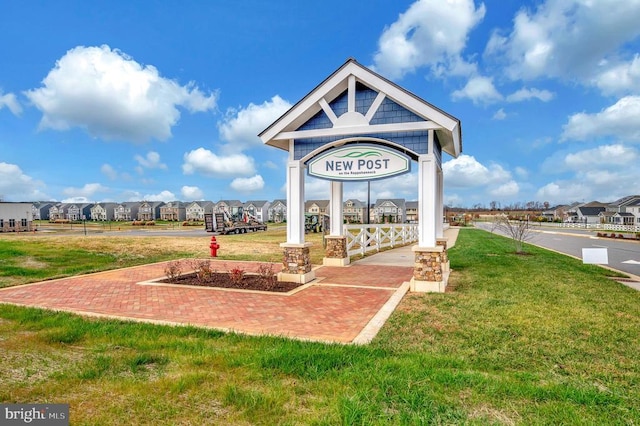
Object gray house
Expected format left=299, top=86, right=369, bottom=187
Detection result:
left=114, top=202, right=140, bottom=221
left=138, top=201, right=165, bottom=221
left=31, top=202, right=54, bottom=221
left=67, top=203, right=93, bottom=221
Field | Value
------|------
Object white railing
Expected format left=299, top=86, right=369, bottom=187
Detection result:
left=534, top=222, right=640, bottom=232
left=344, top=223, right=419, bottom=257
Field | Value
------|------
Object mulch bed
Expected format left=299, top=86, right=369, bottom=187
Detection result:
left=161, top=272, right=303, bottom=293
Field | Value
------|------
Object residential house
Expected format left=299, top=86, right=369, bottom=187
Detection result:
left=114, top=202, right=140, bottom=221
left=0, top=202, right=33, bottom=232
left=305, top=200, right=330, bottom=215
left=214, top=200, right=243, bottom=220
left=405, top=201, right=418, bottom=223
left=541, top=205, right=569, bottom=222
left=602, top=195, right=640, bottom=226
left=138, top=201, right=164, bottom=221
left=49, top=203, right=69, bottom=221
left=625, top=198, right=640, bottom=226
left=185, top=201, right=214, bottom=221
left=343, top=199, right=366, bottom=223
left=565, top=202, right=606, bottom=224
left=244, top=200, right=270, bottom=222
left=67, top=203, right=93, bottom=221
left=372, top=199, right=406, bottom=223
left=31, top=202, right=54, bottom=221
left=90, top=203, right=117, bottom=221
left=268, top=199, right=287, bottom=222
left=160, top=201, right=186, bottom=221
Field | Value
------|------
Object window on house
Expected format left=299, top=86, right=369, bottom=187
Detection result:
left=9, top=219, right=16, bottom=228
left=21, top=219, right=27, bottom=227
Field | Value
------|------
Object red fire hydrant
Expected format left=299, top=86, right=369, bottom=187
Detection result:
left=209, top=236, right=220, bottom=257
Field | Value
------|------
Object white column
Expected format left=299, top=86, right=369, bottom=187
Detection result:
left=329, top=181, right=343, bottom=236
left=418, top=154, right=437, bottom=247
left=436, top=167, right=444, bottom=238
left=286, top=160, right=305, bottom=244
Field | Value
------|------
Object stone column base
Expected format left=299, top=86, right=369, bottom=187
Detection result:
left=323, top=235, right=350, bottom=266
left=436, top=238, right=450, bottom=272
left=279, top=242, right=315, bottom=284
left=411, top=245, right=448, bottom=293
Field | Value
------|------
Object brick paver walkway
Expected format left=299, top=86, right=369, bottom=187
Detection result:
left=0, top=259, right=413, bottom=344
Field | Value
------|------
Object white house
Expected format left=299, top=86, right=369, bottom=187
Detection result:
left=186, top=201, right=214, bottom=221
left=244, top=200, right=270, bottom=222
left=268, top=199, right=287, bottom=222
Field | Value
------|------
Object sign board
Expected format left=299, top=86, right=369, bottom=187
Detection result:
left=307, top=144, right=410, bottom=181
left=582, top=248, right=608, bottom=264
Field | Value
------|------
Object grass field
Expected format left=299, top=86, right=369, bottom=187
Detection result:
left=1, top=228, right=639, bottom=424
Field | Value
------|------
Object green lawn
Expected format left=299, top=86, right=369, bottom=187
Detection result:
left=1, top=228, right=639, bottom=424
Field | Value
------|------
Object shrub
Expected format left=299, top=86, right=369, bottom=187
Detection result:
left=228, top=266, right=245, bottom=287
left=164, top=261, right=183, bottom=282
left=257, top=263, right=277, bottom=289
left=189, top=259, right=214, bottom=284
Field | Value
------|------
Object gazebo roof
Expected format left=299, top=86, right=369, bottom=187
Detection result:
left=259, top=58, right=462, bottom=158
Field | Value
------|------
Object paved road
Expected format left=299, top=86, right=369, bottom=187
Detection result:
left=474, top=222, right=640, bottom=279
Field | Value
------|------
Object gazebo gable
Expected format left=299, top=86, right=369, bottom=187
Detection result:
left=259, top=58, right=461, bottom=158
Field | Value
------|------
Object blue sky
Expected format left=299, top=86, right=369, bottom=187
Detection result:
left=1, top=0, right=639, bottom=208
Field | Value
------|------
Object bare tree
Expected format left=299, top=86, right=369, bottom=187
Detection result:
left=491, top=215, right=534, bottom=254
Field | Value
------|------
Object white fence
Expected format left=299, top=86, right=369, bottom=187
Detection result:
left=343, top=223, right=419, bottom=257
left=533, top=222, right=640, bottom=232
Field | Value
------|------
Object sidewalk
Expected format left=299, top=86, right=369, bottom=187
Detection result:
left=0, top=229, right=460, bottom=344
left=355, top=227, right=460, bottom=266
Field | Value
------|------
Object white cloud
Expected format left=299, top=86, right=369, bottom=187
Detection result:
left=593, top=55, right=640, bottom=95
left=304, top=178, right=330, bottom=200
left=485, top=0, right=640, bottom=83
left=372, top=0, right=486, bottom=79
left=230, top=175, right=265, bottom=192
left=62, top=183, right=108, bottom=198
left=181, top=185, right=203, bottom=200
left=506, top=87, right=554, bottom=102
left=0, top=162, right=47, bottom=201
left=0, top=91, right=22, bottom=116
left=101, top=164, right=118, bottom=180
left=536, top=143, right=640, bottom=204
left=561, top=96, right=640, bottom=142
left=182, top=147, right=256, bottom=177
left=143, top=190, right=175, bottom=202
left=564, top=144, right=638, bottom=168
left=218, top=95, right=291, bottom=152
left=134, top=151, right=168, bottom=171
left=442, top=154, right=511, bottom=188
left=451, top=75, right=502, bottom=104
left=535, top=181, right=592, bottom=204
left=25, top=45, right=217, bottom=142
left=493, top=108, right=507, bottom=120
left=489, top=181, right=519, bottom=198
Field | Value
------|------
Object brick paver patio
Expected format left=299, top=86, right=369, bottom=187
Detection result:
left=0, top=259, right=413, bottom=343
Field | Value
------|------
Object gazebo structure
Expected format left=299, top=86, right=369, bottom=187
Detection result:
left=259, top=58, right=462, bottom=292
